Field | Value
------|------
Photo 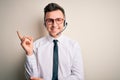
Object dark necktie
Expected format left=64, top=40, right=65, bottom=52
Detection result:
left=52, top=40, right=58, bottom=80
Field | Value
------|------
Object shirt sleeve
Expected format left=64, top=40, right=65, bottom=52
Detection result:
left=24, top=51, right=39, bottom=80
left=63, top=42, right=84, bottom=80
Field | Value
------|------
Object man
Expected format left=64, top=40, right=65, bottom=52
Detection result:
left=17, top=3, right=84, bottom=80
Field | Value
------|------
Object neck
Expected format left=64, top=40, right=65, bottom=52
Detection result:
left=50, top=33, right=62, bottom=38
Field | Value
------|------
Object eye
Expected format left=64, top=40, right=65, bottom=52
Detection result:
left=56, top=18, right=63, bottom=22
left=46, top=19, right=53, bottom=22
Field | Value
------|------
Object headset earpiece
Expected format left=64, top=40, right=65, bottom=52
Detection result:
left=64, top=20, right=68, bottom=27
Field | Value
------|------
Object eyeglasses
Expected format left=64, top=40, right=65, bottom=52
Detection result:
left=45, top=18, right=64, bottom=25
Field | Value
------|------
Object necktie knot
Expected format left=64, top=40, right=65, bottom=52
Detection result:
left=53, top=40, right=58, bottom=43
left=53, top=40, right=58, bottom=45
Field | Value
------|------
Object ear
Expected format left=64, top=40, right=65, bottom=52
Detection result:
left=44, top=16, right=46, bottom=27
left=44, top=22, right=46, bottom=27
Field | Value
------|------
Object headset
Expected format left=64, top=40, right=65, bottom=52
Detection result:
left=64, top=20, right=68, bottom=27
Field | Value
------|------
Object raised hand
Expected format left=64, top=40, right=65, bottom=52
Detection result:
left=17, top=31, right=33, bottom=56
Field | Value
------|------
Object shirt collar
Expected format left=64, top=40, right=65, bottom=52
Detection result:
left=47, top=34, right=64, bottom=43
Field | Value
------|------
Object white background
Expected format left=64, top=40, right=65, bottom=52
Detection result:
left=0, top=0, right=120, bottom=80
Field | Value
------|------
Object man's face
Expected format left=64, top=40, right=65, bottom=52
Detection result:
left=45, top=10, right=64, bottom=38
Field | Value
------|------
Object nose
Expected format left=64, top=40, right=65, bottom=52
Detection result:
left=52, top=20, right=57, bottom=27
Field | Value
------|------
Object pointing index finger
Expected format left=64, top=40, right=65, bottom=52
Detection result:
left=17, top=31, right=23, bottom=40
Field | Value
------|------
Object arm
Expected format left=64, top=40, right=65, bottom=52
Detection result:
left=25, top=53, right=39, bottom=80
left=24, top=45, right=43, bottom=80
left=17, top=31, right=42, bottom=80
left=63, top=42, right=84, bottom=80
left=24, top=46, right=43, bottom=80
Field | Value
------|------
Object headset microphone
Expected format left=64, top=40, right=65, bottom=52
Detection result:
left=56, top=21, right=68, bottom=35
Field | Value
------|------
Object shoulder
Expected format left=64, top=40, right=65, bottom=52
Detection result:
left=62, top=35, right=80, bottom=48
left=33, top=36, right=48, bottom=47
left=62, top=36, right=82, bottom=55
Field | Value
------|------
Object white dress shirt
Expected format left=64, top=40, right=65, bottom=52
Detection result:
left=25, top=35, right=84, bottom=80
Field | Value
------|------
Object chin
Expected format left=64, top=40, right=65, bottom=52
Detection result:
left=50, top=33, right=58, bottom=38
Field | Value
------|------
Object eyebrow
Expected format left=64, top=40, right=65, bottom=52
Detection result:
left=45, top=17, right=64, bottom=20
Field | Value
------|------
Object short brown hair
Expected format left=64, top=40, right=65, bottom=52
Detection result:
left=44, top=3, right=65, bottom=17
